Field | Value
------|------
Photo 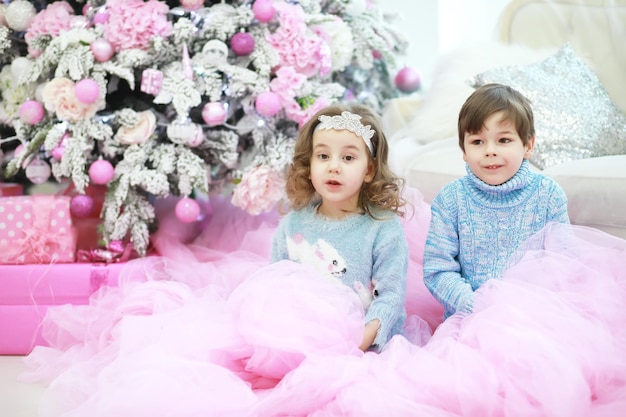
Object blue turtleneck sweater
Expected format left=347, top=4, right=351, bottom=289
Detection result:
left=423, top=160, right=569, bottom=319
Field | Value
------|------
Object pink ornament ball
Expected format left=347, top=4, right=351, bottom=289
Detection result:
left=255, top=91, right=282, bottom=117
left=91, top=38, right=115, bottom=62
left=25, top=159, right=51, bottom=184
left=88, top=159, right=115, bottom=185
left=202, top=102, right=227, bottom=126
left=74, top=79, right=100, bottom=104
left=18, top=100, right=45, bottom=125
left=394, top=66, right=421, bottom=93
left=70, top=194, right=94, bottom=218
left=252, top=0, right=275, bottom=23
left=175, top=197, right=200, bottom=223
left=93, top=11, right=109, bottom=25
left=230, top=32, right=255, bottom=56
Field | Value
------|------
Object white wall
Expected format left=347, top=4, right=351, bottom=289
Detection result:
left=383, top=0, right=510, bottom=90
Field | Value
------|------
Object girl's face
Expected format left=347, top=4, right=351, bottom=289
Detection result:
left=310, top=128, right=375, bottom=218
left=463, top=111, right=535, bottom=185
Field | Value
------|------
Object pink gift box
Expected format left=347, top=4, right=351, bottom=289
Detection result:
left=0, top=195, right=76, bottom=264
left=0, top=262, right=124, bottom=355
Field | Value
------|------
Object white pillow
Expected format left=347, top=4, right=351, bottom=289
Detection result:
left=401, top=41, right=554, bottom=145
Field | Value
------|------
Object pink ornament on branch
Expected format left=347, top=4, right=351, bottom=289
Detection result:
left=175, top=197, right=200, bottom=223
left=70, top=194, right=94, bottom=218
left=252, top=0, right=275, bottom=23
left=91, top=38, right=114, bottom=62
left=89, top=159, right=115, bottom=185
left=255, top=92, right=282, bottom=117
left=230, top=32, right=255, bottom=56
left=18, top=100, right=45, bottom=125
left=202, top=102, right=227, bottom=126
left=74, top=79, right=100, bottom=104
left=25, top=158, right=51, bottom=184
left=51, top=133, right=69, bottom=161
left=180, top=0, right=204, bottom=12
left=394, top=66, right=421, bottom=93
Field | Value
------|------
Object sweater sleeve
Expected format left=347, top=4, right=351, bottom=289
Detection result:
left=423, top=191, right=474, bottom=317
left=270, top=217, right=289, bottom=263
left=365, top=218, right=408, bottom=349
left=546, top=179, right=570, bottom=224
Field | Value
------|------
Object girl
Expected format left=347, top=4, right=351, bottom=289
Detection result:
left=271, top=103, right=410, bottom=351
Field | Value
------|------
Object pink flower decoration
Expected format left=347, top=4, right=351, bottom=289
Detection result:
left=103, top=0, right=173, bottom=52
left=231, top=165, right=285, bottom=215
left=24, top=1, right=75, bottom=56
left=42, top=78, right=103, bottom=122
left=269, top=66, right=306, bottom=101
left=266, top=3, right=331, bottom=78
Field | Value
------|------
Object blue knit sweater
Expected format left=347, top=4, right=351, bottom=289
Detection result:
left=423, top=161, right=569, bottom=319
left=271, top=203, right=408, bottom=349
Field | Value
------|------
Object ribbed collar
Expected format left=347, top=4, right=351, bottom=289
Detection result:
left=463, top=160, right=537, bottom=208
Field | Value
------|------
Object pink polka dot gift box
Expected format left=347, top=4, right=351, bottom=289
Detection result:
left=0, top=195, right=77, bottom=264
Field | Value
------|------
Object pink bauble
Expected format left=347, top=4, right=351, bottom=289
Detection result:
left=70, top=194, right=94, bottom=218
left=180, top=0, right=204, bottom=11
left=252, top=0, right=275, bottom=23
left=74, top=79, right=100, bottom=104
left=18, top=100, right=45, bottom=125
left=372, top=49, right=382, bottom=60
left=230, top=32, right=255, bottom=56
left=255, top=91, right=282, bottom=117
left=88, top=159, right=115, bottom=185
left=51, top=133, right=69, bottom=160
left=93, top=11, right=109, bottom=25
left=394, top=66, right=421, bottom=93
left=202, top=102, right=227, bottom=126
left=91, top=38, right=115, bottom=62
left=175, top=197, right=200, bottom=223
left=25, top=159, right=51, bottom=184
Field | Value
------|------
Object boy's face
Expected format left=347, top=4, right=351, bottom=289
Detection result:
left=463, top=111, right=535, bottom=186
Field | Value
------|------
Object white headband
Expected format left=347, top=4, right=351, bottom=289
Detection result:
left=316, top=111, right=375, bottom=154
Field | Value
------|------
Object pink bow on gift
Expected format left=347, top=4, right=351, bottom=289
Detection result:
left=0, top=196, right=73, bottom=264
left=76, top=240, right=135, bottom=264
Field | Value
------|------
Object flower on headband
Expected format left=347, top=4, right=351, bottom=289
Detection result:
left=317, top=111, right=375, bottom=153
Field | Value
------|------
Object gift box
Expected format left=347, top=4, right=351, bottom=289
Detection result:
left=0, top=195, right=76, bottom=264
left=0, top=261, right=125, bottom=355
left=0, top=182, right=24, bottom=196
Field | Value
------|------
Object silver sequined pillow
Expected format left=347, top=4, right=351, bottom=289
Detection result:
left=468, top=43, right=626, bottom=170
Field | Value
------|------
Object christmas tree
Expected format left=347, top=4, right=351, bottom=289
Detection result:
left=0, top=0, right=413, bottom=256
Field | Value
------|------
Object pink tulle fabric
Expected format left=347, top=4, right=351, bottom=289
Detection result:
left=19, top=189, right=626, bottom=416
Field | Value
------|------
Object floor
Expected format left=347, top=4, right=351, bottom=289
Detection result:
left=0, top=355, right=44, bottom=417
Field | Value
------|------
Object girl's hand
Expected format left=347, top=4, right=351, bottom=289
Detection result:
left=359, top=319, right=381, bottom=351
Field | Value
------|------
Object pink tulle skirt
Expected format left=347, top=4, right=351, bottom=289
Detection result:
left=19, top=189, right=626, bottom=417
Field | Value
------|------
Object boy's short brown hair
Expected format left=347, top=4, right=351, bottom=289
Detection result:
left=458, top=83, right=535, bottom=152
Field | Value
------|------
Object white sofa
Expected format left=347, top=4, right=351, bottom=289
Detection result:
left=384, top=0, right=626, bottom=239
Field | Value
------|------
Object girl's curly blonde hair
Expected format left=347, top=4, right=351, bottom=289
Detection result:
left=284, top=103, right=406, bottom=218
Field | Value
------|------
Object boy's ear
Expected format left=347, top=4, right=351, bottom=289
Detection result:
left=524, top=136, right=536, bottom=159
